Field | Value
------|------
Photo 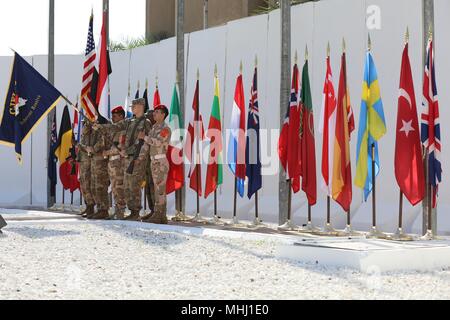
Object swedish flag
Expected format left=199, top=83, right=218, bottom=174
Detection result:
left=354, top=51, right=386, bottom=200
left=0, top=52, right=62, bottom=162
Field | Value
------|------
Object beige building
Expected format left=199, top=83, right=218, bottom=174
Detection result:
left=145, top=0, right=271, bottom=40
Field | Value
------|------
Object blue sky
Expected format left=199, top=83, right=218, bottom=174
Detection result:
left=0, top=0, right=145, bottom=56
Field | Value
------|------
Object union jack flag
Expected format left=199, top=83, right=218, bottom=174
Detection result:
left=421, top=39, right=442, bottom=208
left=80, top=13, right=97, bottom=121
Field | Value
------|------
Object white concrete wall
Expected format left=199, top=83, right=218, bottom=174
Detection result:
left=1, top=0, right=449, bottom=234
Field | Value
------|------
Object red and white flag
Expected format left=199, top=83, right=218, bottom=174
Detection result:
left=186, top=79, right=205, bottom=196
left=319, top=55, right=337, bottom=195
left=395, top=42, right=424, bottom=205
left=95, top=10, right=111, bottom=120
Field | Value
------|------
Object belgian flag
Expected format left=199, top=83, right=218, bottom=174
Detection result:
left=55, top=105, right=79, bottom=192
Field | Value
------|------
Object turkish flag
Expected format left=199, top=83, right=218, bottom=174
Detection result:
left=395, top=43, right=424, bottom=206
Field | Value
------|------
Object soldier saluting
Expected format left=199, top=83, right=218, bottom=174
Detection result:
left=93, top=98, right=151, bottom=221
left=138, top=104, right=171, bottom=224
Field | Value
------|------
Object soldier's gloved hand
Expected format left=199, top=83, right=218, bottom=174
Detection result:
left=102, top=151, right=108, bottom=158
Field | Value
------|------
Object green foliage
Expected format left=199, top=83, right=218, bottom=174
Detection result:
left=109, top=32, right=171, bottom=52
left=252, top=0, right=313, bottom=15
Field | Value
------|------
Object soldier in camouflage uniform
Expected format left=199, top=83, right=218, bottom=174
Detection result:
left=94, top=98, right=151, bottom=221
left=89, top=117, right=110, bottom=220
left=139, top=104, right=171, bottom=224
left=103, top=106, right=126, bottom=219
left=77, top=119, right=96, bottom=218
left=143, top=109, right=156, bottom=217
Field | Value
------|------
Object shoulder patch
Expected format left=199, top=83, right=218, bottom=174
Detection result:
left=160, top=128, right=170, bottom=138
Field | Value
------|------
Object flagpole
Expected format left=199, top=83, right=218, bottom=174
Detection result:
left=61, top=188, right=65, bottom=212
left=278, top=179, right=298, bottom=230
left=366, top=143, right=387, bottom=238
left=47, top=0, right=56, bottom=209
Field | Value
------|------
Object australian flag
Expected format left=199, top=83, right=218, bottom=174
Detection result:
left=245, top=67, right=262, bottom=199
left=0, top=52, right=62, bottom=162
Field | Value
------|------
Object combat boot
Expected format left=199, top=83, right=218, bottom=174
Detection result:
left=115, top=208, right=125, bottom=220
left=82, top=204, right=95, bottom=218
left=143, top=211, right=168, bottom=224
left=88, top=209, right=109, bottom=220
left=124, top=210, right=140, bottom=221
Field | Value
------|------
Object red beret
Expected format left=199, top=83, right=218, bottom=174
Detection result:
left=154, top=104, right=168, bottom=113
left=111, top=105, right=124, bottom=114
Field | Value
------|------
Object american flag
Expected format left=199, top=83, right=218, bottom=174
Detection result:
left=80, top=13, right=97, bottom=121
left=421, top=39, right=442, bottom=208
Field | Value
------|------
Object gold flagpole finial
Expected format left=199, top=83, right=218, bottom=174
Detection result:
left=294, top=50, right=298, bottom=64
left=197, top=68, right=200, bottom=80
left=146, top=78, right=149, bottom=90
left=368, top=33, right=372, bottom=51
left=327, top=41, right=330, bottom=57
left=76, top=94, right=79, bottom=105
left=176, top=71, right=179, bottom=84
left=342, top=37, right=346, bottom=53
left=214, top=64, right=218, bottom=77
left=405, top=26, right=410, bottom=44
left=91, top=6, right=94, bottom=17
left=155, top=75, right=158, bottom=89
left=127, top=81, right=131, bottom=95
left=239, top=60, right=243, bottom=74
left=305, top=44, right=309, bottom=61
left=137, top=80, right=140, bottom=91
left=255, top=54, right=258, bottom=68
left=428, top=24, right=433, bottom=41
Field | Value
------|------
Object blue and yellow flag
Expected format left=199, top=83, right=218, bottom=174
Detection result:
left=0, top=52, right=62, bottom=162
left=354, top=51, right=386, bottom=200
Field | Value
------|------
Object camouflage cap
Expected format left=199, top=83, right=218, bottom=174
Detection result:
left=132, top=98, right=146, bottom=106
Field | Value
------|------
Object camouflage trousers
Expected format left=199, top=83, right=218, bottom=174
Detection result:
left=150, top=158, right=169, bottom=215
left=124, top=156, right=148, bottom=211
left=108, top=157, right=126, bottom=212
left=79, top=159, right=95, bottom=206
left=145, top=159, right=155, bottom=212
left=92, top=157, right=110, bottom=211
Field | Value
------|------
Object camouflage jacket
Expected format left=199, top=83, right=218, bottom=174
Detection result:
left=144, top=121, right=171, bottom=158
left=77, top=124, right=106, bottom=162
left=101, top=116, right=152, bottom=161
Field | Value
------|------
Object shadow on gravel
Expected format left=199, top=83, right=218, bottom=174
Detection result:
left=98, top=222, right=186, bottom=248
left=5, top=226, right=80, bottom=239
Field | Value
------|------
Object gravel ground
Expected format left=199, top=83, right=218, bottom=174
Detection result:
left=1, top=220, right=450, bottom=300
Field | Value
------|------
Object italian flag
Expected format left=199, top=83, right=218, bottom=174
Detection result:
left=204, top=74, right=223, bottom=198
left=166, top=83, right=184, bottom=194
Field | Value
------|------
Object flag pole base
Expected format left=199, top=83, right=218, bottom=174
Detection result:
left=208, top=214, right=225, bottom=225
left=278, top=219, right=298, bottom=231
left=171, top=211, right=191, bottom=222
left=298, top=221, right=320, bottom=233
left=190, top=212, right=210, bottom=224
left=226, top=216, right=245, bottom=227
left=247, top=217, right=266, bottom=228
left=342, top=224, right=363, bottom=237
left=420, top=229, right=438, bottom=240
left=390, top=227, right=414, bottom=241
left=313, top=223, right=343, bottom=236
left=366, top=226, right=388, bottom=239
